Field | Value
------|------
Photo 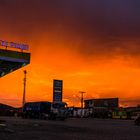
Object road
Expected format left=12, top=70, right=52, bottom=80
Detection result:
left=0, top=117, right=140, bottom=140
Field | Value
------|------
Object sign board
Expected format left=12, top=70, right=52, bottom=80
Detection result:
left=0, top=40, right=29, bottom=51
left=53, top=80, right=63, bottom=102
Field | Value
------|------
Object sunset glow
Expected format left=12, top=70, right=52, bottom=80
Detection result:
left=0, top=0, right=140, bottom=107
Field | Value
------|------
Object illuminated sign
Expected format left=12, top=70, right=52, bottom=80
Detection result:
left=0, top=40, right=29, bottom=51
left=53, top=80, right=63, bottom=102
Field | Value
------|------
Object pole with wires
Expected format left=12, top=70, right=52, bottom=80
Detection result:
left=22, top=70, right=27, bottom=111
left=79, top=91, right=86, bottom=117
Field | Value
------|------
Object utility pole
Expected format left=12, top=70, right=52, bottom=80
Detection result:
left=79, top=91, right=86, bottom=109
left=79, top=91, right=86, bottom=117
left=22, top=70, right=27, bottom=110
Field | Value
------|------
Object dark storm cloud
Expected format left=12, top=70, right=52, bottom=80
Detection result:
left=0, top=0, right=140, bottom=56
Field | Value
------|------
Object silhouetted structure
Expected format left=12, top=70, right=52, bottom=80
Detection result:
left=84, top=98, right=119, bottom=118
left=22, top=101, right=68, bottom=120
left=22, top=70, right=27, bottom=109
left=0, top=49, right=30, bottom=77
left=0, top=103, right=16, bottom=116
left=53, top=80, right=63, bottom=102
left=79, top=91, right=86, bottom=109
left=85, top=98, right=119, bottom=109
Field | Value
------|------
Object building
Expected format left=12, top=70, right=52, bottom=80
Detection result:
left=84, top=98, right=119, bottom=118
left=84, top=98, right=119, bottom=109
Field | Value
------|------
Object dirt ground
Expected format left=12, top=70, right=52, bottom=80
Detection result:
left=0, top=117, right=140, bottom=140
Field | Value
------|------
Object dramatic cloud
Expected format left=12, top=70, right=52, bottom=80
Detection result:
left=0, top=0, right=140, bottom=57
left=0, top=0, right=140, bottom=107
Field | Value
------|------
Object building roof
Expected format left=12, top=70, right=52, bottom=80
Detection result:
left=84, top=98, right=119, bottom=101
left=0, top=103, right=15, bottom=110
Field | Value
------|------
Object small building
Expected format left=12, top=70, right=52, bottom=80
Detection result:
left=84, top=98, right=119, bottom=118
left=84, top=98, right=119, bottom=109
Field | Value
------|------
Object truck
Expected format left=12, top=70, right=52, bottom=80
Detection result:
left=49, top=102, right=68, bottom=120
left=22, top=101, right=68, bottom=120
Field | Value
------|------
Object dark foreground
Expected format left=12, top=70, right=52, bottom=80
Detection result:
left=0, top=117, right=140, bottom=140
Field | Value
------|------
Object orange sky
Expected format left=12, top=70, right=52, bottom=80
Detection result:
left=0, top=1, right=140, bottom=107
left=1, top=39, right=140, bottom=107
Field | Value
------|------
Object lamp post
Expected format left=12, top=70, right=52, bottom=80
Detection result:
left=22, top=70, right=27, bottom=110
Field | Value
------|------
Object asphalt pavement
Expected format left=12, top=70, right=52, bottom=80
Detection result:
left=0, top=117, right=140, bottom=140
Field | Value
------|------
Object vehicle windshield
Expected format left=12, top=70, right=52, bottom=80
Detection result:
left=52, top=103, right=67, bottom=109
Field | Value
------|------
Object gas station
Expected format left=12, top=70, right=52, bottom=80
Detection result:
left=0, top=40, right=30, bottom=77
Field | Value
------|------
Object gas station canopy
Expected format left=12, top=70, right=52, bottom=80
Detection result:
left=0, top=49, right=30, bottom=77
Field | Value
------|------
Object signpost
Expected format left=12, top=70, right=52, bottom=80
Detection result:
left=53, top=80, right=63, bottom=102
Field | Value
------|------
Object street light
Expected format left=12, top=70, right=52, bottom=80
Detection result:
left=22, top=70, right=27, bottom=110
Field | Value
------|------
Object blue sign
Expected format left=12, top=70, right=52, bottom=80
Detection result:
left=53, top=80, right=63, bottom=102
left=0, top=40, right=29, bottom=51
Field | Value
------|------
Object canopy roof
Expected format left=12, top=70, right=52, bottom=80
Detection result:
left=0, top=49, right=30, bottom=77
